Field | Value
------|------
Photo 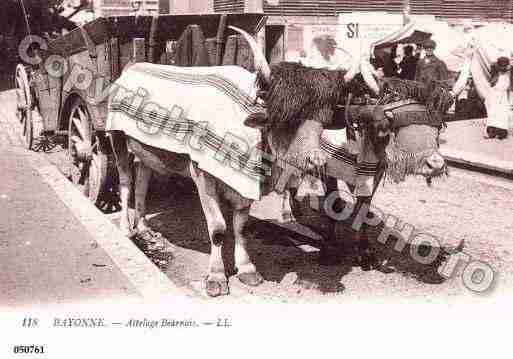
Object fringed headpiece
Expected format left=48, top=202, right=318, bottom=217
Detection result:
left=377, top=78, right=454, bottom=129
left=365, top=78, right=452, bottom=184
left=257, top=62, right=348, bottom=129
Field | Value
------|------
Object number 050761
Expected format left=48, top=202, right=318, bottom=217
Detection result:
left=13, top=345, right=44, bottom=354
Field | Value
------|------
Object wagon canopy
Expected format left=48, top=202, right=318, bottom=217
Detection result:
left=371, top=21, right=432, bottom=51
left=371, top=20, right=472, bottom=72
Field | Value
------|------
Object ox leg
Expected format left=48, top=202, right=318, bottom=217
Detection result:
left=133, top=161, right=152, bottom=234
left=354, top=196, right=377, bottom=271
left=189, top=163, right=229, bottom=297
left=281, top=190, right=296, bottom=223
left=233, top=207, right=264, bottom=287
left=109, top=132, right=133, bottom=237
left=319, top=176, right=345, bottom=265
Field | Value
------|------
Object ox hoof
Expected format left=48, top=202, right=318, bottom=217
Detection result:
left=205, top=277, right=229, bottom=298
left=358, top=250, right=378, bottom=272
left=319, top=243, right=344, bottom=266
left=237, top=272, right=264, bottom=287
left=319, top=251, right=343, bottom=266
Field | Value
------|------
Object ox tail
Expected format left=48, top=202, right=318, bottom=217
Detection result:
left=228, top=26, right=271, bottom=85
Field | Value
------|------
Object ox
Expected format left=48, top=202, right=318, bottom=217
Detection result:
left=242, top=38, right=471, bottom=270
left=108, top=26, right=470, bottom=296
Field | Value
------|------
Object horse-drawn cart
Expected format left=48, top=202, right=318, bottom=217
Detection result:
left=14, top=13, right=266, bottom=206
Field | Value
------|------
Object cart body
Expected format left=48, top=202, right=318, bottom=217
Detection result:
left=31, top=13, right=265, bottom=135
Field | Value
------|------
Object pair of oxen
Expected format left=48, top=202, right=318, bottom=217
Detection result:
left=109, top=27, right=472, bottom=297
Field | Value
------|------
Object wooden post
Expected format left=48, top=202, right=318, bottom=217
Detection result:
left=133, top=38, right=146, bottom=62
left=216, top=14, right=228, bottom=65
left=222, top=35, right=238, bottom=65
left=110, top=38, right=120, bottom=80
left=148, top=15, right=159, bottom=63
left=257, top=23, right=266, bottom=61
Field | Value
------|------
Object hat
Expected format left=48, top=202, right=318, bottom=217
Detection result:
left=423, top=39, right=436, bottom=49
left=497, top=56, right=510, bottom=68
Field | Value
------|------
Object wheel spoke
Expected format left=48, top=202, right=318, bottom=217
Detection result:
left=67, top=99, right=107, bottom=205
left=15, top=78, right=25, bottom=121
left=15, top=81, right=22, bottom=100
left=71, top=116, right=88, bottom=142
left=76, top=107, right=91, bottom=140
left=77, top=107, right=86, bottom=122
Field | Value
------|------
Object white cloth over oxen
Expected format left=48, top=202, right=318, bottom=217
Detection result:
left=321, top=130, right=380, bottom=197
left=106, top=63, right=380, bottom=202
left=107, top=63, right=265, bottom=200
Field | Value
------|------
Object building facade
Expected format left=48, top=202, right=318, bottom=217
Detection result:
left=164, top=0, right=214, bottom=14
left=212, top=0, right=513, bottom=63
left=213, top=0, right=512, bottom=22
left=89, top=0, right=513, bottom=63
left=92, top=0, right=162, bottom=17
left=91, top=0, right=213, bottom=16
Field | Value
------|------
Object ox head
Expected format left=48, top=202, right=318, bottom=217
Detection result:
left=231, top=26, right=347, bottom=195
left=358, top=77, right=453, bottom=184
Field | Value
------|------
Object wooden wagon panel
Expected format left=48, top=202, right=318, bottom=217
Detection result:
left=48, top=14, right=265, bottom=60
left=33, top=70, right=60, bottom=132
left=40, top=13, right=266, bottom=133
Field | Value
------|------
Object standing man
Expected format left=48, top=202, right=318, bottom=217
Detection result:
left=399, top=45, right=418, bottom=80
left=414, top=39, right=449, bottom=83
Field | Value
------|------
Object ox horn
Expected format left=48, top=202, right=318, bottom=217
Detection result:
left=229, top=25, right=271, bottom=83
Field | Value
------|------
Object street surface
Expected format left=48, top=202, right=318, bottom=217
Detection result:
left=0, top=89, right=512, bottom=304
left=0, top=102, right=141, bottom=309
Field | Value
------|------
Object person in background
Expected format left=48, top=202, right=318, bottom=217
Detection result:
left=302, top=34, right=353, bottom=70
left=415, top=39, right=449, bottom=83
left=414, top=43, right=422, bottom=61
left=399, top=45, right=418, bottom=80
left=383, top=44, right=400, bottom=77
left=472, top=56, right=512, bottom=139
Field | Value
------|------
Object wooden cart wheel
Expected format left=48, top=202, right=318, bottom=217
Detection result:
left=67, top=98, right=108, bottom=205
left=14, top=64, right=35, bottom=150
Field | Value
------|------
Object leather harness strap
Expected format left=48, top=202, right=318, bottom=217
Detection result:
left=344, top=92, right=356, bottom=141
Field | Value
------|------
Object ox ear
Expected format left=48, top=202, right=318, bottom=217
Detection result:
left=244, top=112, right=268, bottom=130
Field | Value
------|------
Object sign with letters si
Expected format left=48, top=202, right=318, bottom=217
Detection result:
left=337, top=12, right=403, bottom=56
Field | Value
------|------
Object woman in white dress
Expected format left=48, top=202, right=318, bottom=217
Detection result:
left=471, top=55, right=512, bottom=140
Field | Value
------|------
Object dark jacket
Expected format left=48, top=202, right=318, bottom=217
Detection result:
left=399, top=55, right=418, bottom=80
left=414, top=55, right=448, bottom=83
left=383, top=54, right=399, bottom=77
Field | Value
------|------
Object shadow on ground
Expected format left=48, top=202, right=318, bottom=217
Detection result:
left=134, top=176, right=453, bottom=296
